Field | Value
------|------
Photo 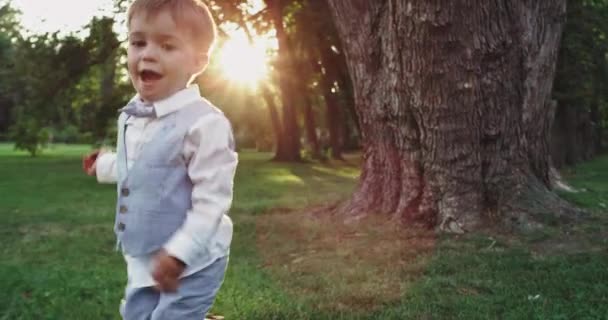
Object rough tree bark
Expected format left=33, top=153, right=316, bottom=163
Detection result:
left=326, top=0, right=579, bottom=232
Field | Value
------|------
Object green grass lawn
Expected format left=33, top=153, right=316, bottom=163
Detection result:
left=0, top=143, right=607, bottom=319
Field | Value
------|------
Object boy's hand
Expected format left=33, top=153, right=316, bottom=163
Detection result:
left=82, top=150, right=100, bottom=176
left=152, top=249, right=186, bottom=292
left=83, top=148, right=111, bottom=176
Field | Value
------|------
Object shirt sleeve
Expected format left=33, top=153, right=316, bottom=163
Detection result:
left=96, top=152, right=118, bottom=184
left=96, top=113, right=126, bottom=184
left=163, top=113, right=238, bottom=266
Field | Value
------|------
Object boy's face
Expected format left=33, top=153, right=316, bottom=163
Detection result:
left=127, top=10, right=205, bottom=102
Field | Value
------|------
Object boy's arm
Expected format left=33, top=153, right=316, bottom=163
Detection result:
left=163, top=113, right=238, bottom=266
left=96, top=152, right=118, bottom=184
left=94, top=113, right=126, bottom=184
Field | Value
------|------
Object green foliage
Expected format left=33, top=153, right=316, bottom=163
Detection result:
left=0, top=4, right=130, bottom=155
left=0, top=2, right=20, bottom=40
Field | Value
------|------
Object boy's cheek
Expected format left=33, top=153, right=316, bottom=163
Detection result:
left=127, top=71, right=138, bottom=84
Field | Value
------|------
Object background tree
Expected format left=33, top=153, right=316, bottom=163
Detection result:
left=8, top=33, right=88, bottom=155
left=264, top=0, right=301, bottom=161
left=206, top=0, right=357, bottom=161
left=205, top=0, right=304, bottom=160
left=296, top=0, right=357, bottom=160
left=552, top=0, right=608, bottom=167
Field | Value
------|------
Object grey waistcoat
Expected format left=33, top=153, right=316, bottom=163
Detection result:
left=114, top=101, right=217, bottom=256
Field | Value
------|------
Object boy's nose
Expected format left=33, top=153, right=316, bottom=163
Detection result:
left=141, top=46, right=159, bottom=61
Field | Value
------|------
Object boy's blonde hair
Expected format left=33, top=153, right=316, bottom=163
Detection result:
left=127, top=0, right=217, bottom=55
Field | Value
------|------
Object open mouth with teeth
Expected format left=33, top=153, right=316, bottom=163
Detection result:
left=139, top=69, right=163, bottom=82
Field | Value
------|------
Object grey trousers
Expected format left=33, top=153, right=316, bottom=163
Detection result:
left=120, top=256, right=228, bottom=320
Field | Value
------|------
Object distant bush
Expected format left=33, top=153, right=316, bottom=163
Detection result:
left=53, top=125, right=80, bottom=144
left=9, top=119, right=50, bottom=156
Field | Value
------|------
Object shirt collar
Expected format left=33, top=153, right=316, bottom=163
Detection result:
left=128, top=84, right=202, bottom=118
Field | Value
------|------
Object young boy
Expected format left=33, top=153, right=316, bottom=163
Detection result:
left=83, top=1, right=237, bottom=319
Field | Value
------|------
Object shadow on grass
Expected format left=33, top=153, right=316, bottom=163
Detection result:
left=256, top=213, right=436, bottom=314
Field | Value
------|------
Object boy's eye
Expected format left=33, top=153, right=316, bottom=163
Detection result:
left=130, top=40, right=146, bottom=47
left=161, top=43, right=175, bottom=50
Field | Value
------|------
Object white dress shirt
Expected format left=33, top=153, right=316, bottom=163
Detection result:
left=96, top=85, right=237, bottom=288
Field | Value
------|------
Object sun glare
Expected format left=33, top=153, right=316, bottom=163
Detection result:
left=216, top=33, right=269, bottom=89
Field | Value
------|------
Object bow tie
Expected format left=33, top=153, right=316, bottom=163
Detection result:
left=119, top=99, right=157, bottom=118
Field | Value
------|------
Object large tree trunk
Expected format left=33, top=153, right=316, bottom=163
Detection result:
left=327, top=0, right=579, bottom=232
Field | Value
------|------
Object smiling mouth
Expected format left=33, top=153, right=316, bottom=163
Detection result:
left=139, top=70, right=163, bottom=82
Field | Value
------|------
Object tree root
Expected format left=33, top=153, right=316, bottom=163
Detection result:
left=498, top=175, right=586, bottom=232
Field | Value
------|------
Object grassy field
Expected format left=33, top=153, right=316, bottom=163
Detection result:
left=0, top=143, right=607, bottom=319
